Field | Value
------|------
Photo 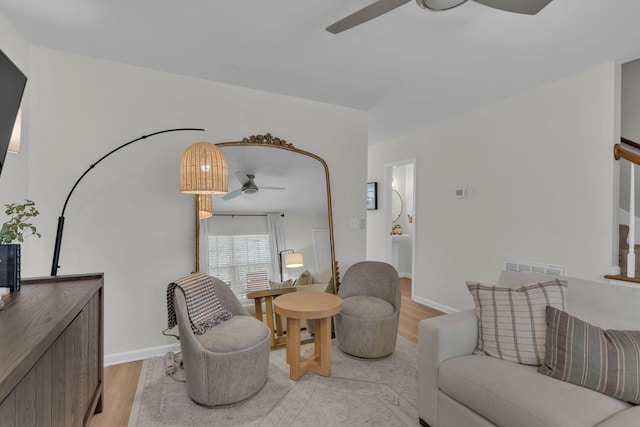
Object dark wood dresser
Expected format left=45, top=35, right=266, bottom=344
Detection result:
left=0, top=274, right=104, bottom=426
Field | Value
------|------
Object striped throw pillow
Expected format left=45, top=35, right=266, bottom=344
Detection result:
left=538, top=306, right=640, bottom=404
left=466, top=279, right=568, bottom=366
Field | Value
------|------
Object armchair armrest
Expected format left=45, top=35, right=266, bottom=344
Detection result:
left=418, top=309, right=478, bottom=427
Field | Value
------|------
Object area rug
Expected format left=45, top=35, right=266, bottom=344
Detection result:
left=128, top=337, right=418, bottom=426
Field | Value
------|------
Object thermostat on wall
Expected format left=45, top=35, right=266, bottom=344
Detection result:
left=455, top=188, right=466, bottom=198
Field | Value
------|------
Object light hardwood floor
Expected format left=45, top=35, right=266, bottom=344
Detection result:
left=89, top=278, right=443, bottom=426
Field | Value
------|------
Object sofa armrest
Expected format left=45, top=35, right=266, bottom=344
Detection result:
left=418, top=309, right=478, bottom=427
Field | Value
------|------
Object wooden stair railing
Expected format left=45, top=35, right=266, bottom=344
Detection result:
left=614, top=137, right=640, bottom=283
left=614, top=137, right=640, bottom=165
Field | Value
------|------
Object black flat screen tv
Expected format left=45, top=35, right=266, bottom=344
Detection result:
left=0, top=48, right=27, bottom=178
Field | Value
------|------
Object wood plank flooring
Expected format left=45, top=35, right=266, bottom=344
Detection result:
left=398, top=278, right=445, bottom=343
left=89, top=278, right=443, bottom=426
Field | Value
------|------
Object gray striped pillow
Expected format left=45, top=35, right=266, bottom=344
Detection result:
left=466, top=279, right=568, bottom=366
left=538, top=306, right=640, bottom=404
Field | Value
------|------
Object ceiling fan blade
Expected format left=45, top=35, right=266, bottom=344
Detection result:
left=234, top=170, right=250, bottom=184
left=326, top=0, right=411, bottom=34
left=221, top=188, right=243, bottom=201
left=260, top=186, right=286, bottom=190
left=472, top=0, right=553, bottom=15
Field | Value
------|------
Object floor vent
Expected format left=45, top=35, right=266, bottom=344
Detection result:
left=503, top=259, right=566, bottom=276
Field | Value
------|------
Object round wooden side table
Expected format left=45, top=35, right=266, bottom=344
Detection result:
left=274, top=292, right=342, bottom=381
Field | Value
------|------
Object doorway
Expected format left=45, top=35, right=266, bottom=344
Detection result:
left=384, top=159, right=416, bottom=296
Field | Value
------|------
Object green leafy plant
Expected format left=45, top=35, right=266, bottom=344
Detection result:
left=0, top=199, right=41, bottom=244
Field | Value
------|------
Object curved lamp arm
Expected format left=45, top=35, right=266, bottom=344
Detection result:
left=51, top=128, right=204, bottom=276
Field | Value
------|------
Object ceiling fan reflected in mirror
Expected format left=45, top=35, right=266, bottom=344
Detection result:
left=325, top=0, right=553, bottom=34
left=221, top=170, right=285, bottom=201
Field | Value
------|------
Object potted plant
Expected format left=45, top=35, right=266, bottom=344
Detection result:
left=0, top=199, right=41, bottom=292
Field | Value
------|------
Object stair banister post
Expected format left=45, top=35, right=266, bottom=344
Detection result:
left=628, top=163, right=636, bottom=278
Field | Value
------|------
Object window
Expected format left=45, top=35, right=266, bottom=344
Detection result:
left=207, top=234, right=272, bottom=300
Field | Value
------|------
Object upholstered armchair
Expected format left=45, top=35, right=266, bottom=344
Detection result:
left=334, top=261, right=401, bottom=358
left=173, top=275, right=271, bottom=406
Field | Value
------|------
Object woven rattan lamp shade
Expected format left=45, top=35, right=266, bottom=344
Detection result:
left=180, top=142, right=228, bottom=194
left=197, top=194, right=213, bottom=220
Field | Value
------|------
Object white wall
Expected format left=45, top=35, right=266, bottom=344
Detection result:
left=5, top=42, right=367, bottom=358
left=283, top=212, right=329, bottom=278
left=368, top=63, right=619, bottom=312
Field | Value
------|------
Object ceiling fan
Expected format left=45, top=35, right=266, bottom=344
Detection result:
left=326, top=0, right=553, bottom=34
left=222, top=171, right=285, bottom=201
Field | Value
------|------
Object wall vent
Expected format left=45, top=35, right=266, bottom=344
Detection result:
left=503, top=259, right=566, bottom=276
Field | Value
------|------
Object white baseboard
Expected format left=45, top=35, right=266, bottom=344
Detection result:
left=412, top=295, right=457, bottom=314
left=104, top=343, right=181, bottom=367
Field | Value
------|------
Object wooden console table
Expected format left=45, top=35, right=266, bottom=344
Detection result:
left=0, top=274, right=104, bottom=426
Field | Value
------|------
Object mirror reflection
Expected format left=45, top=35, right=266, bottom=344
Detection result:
left=391, top=189, right=403, bottom=223
left=196, top=136, right=335, bottom=302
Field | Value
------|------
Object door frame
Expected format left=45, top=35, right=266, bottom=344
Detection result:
left=384, top=158, right=417, bottom=296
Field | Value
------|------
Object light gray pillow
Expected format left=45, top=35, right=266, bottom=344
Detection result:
left=467, top=279, right=568, bottom=366
left=269, top=279, right=294, bottom=289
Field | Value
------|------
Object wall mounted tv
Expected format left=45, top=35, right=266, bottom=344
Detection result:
left=0, top=48, right=27, bottom=178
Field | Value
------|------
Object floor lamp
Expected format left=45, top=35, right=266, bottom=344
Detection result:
left=50, top=128, right=205, bottom=276
left=279, top=249, right=304, bottom=281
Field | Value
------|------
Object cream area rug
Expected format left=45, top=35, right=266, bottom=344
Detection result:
left=128, top=337, right=419, bottom=426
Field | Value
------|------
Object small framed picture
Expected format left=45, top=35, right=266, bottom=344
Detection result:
left=366, top=182, right=378, bottom=210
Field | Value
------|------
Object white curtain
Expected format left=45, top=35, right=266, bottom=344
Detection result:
left=267, top=213, right=286, bottom=281
left=199, top=217, right=211, bottom=275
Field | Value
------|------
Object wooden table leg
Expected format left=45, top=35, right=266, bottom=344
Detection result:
left=308, top=316, right=332, bottom=377
left=275, top=312, right=284, bottom=338
left=253, top=298, right=263, bottom=321
left=264, top=296, right=276, bottom=347
left=286, top=317, right=302, bottom=380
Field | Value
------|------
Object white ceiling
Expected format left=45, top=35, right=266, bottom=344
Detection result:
left=213, top=145, right=327, bottom=215
left=1, top=1, right=640, bottom=143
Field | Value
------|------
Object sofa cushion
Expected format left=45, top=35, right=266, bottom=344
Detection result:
left=596, top=406, right=640, bottom=426
left=269, top=279, right=295, bottom=289
left=439, top=354, right=631, bottom=427
left=311, top=268, right=332, bottom=284
left=196, top=315, right=269, bottom=353
left=565, top=278, right=640, bottom=331
left=497, top=271, right=640, bottom=330
left=341, top=295, right=394, bottom=319
left=538, top=306, right=640, bottom=404
left=466, top=279, right=567, bottom=365
left=296, top=270, right=312, bottom=286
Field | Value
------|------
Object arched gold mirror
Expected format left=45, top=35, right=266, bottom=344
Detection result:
left=195, top=134, right=336, bottom=298
left=391, top=189, right=403, bottom=223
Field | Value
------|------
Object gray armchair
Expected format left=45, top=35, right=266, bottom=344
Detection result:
left=173, top=275, right=271, bottom=406
left=334, top=261, right=401, bottom=358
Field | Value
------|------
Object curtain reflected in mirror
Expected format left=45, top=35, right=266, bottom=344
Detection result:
left=195, top=135, right=336, bottom=301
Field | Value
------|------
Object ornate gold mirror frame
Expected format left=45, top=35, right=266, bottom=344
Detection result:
left=194, top=133, right=337, bottom=291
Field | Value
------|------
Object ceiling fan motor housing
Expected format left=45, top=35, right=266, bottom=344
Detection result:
left=242, top=186, right=258, bottom=195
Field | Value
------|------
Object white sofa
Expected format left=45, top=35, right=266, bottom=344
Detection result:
left=418, top=271, right=640, bottom=427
